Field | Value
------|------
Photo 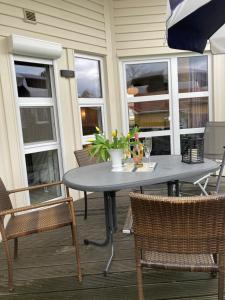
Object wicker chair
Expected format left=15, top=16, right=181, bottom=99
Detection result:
left=0, top=178, right=82, bottom=290
left=129, top=192, right=225, bottom=300
left=74, top=149, right=99, bottom=219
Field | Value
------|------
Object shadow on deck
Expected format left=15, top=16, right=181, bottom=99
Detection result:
left=0, top=180, right=224, bottom=299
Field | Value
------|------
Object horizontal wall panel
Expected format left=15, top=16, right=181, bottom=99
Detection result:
left=0, top=25, right=107, bottom=55
left=114, top=6, right=166, bottom=17
left=90, top=0, right=104, bottom=5
left=0, top=0, right=105, bottom=31
left=115, top=14, right=166, bottom=25
left=65, top=0, right=104, bottom=13
left=116, top=47, right=182, bottom=57
left=0, top=14, right=106, bottom=48
left=115, top=23, right=166, bottom=33
left=114, top=0, right=166, bottom=9
left=34, top=0, right=105, bottom=22
left=0, top=2, right=106, bottom=40
left=116, top=39, right=166, bottom=50
left=37, top=14, right=106, bottom=40
left=113, top=0, right=169, bottom=57
left=116, top=31, right=164, bottom=41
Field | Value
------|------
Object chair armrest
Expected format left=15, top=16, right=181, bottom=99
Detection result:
left=0, top=197, right=73, bottom=216
left=8, top=181, right=63, bottom=194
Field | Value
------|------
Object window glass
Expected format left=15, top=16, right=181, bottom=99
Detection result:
left=15, top=61, right=52, bottom=97
left=140, top=136, right=171, bottom=155
left=25, top=150, right=61, bottom=203
left=128, top=100, right=170, bottom=131
left=178, top=56, right=208, bottom=93
left=76, top=57, right=102, bottom=98
left=126, top=62, right=168, bottom=97
left=179, top=97, right=208, bottom=129
left=20, top=107, right=56, bottom=143
left=81, top=106, right=103, bottom=136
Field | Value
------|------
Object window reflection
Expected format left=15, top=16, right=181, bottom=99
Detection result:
left=126, top=62, right=168, bottom=97
left=15, top=61, right=52, bottom=97
left=81, top=107, right=103, bottom=135
left=179, top=97, right=208, bottom=129
left=128, top=100, right=170, bottom=131
left=76, top=57, right=102, bottom=98
left=25, top=150, right=61, bottom=203
left=20, top=107, right=55, bottom=143
left=140, top=136, right=171, bottom=155
left=178, top=56, right=208, bottom=93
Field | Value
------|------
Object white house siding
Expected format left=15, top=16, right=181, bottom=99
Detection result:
left=0, top=0, right=107, bottom=54
left=113, top=0, right=178, bottom=57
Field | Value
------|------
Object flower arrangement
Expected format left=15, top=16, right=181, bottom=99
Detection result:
left=88, top=127, right=130, bottom=161
left=89, top=126, right=140, bottom=162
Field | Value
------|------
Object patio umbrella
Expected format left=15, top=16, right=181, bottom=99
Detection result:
left=166, top=0, right=225, bottom=54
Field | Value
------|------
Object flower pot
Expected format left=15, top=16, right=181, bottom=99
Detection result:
left=109, top=149, right=123, bottom=172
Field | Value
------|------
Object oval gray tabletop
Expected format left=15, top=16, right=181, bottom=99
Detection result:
left=63, top=155, right=219, bottom=192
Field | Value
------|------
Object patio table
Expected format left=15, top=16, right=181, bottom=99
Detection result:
left=63, top=155, right=219, bottom=275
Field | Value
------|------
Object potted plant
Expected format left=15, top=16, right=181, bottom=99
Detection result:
left=89, top=126, right=142, bottom=171
left=89, top=127, right=130, bottom=171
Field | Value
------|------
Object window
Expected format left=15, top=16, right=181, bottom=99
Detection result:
left=123, top=59, right=172, bottom=155
left=75, top=54, right=106, bottom=145
left=122, top=55, right=211, bottom=155
left=14, top=59, right=63, bottom=203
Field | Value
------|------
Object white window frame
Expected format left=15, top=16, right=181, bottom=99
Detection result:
left=11, top=55, right=63, bottom=203
left=120, top=53, right=212, bottom=155
left=74, top=53, right=107, bottom=145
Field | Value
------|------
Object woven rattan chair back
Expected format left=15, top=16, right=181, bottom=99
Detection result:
left=0, top=178, right=13, bottom=214
left=74, top=149, right=98, bottom=167
left=74, top=149, right=99, bottom=219
left=130, top=192, right=225, bottom=300
left=130, top=192, right=225, bottom=254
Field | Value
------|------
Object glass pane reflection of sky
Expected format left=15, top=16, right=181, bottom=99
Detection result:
left=76, top=57, right=102, bottom=98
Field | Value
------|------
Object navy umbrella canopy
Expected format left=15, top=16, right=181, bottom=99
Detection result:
left=167, top=0, right=225, bottom=54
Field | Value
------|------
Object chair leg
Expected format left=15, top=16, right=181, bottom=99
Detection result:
left=14, top=238, right=18, bottom=260
left=84, top=191, right=88, bottom=220
left=136, top=250, right=144, bottom=300
left=218, top=254, right=225, bottom=300
left=71, top=222, right=82, bottom=283
left=218, top=270, right=224, bottom=300
left=3, top=240, right=13, bottom=291
left=69, top=201, right=82, bottom=282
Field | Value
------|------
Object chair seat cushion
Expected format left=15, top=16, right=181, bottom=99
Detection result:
left=6, top=203, right=72, bottom=239
left=141, top=251, right=218, bottom=272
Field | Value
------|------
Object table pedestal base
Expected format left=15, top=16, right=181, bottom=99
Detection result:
left=167, top=180, right=180, bottom=196
left=83, top=191, right=116, bottom=275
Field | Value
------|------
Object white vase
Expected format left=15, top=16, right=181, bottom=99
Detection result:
left=109, top=149, right=123, bottom=172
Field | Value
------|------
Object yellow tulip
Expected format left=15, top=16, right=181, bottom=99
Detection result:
left=112, top=130, right=117, bottom=138
left=127, top=133, right=131, bottom=139
left=87, top=138, right=95, bottom=142
left=95, top=126, right=100, bottom=132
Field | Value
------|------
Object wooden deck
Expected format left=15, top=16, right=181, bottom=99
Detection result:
left=0, top=181, right=224, bottom=300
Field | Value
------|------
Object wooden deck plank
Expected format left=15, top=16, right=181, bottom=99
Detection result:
left=0, top=179, right=224, bottom=299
